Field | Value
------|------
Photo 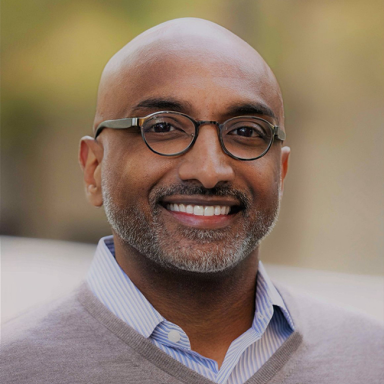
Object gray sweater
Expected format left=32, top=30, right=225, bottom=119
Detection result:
left=1, top=282, right=383, bottom=384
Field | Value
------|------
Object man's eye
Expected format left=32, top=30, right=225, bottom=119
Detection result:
left=230, top=127, right=262, bottom=138
left=150, top=122, right=175, bottom=133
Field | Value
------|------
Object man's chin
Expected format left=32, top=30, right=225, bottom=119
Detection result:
left=141, top=230, right=256, bottom=274
left=146, top=247, right=248, bottom=274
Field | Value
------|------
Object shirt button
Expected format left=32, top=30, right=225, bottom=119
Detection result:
left=168, top=330, right=181, bottom=343
left=257, top=312, right=264, bottom=320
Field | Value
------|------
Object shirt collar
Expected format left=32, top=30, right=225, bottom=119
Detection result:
left=254, top=261, right=295, bottom=331
left=87, top=235, right=294, bottom=338
left=87, top=236, right=164, bottom=337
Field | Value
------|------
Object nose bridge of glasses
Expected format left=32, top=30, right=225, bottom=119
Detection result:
left=194, top=120, right=221, bottom=140
left=196, top=120, right=220, bottom=130
left=192, top=120, right=226, bottom=158
left=194, top=120, right=223, bottom=144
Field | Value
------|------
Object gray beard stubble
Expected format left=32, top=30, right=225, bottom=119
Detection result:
left=102, top=177, right=280, bottom=273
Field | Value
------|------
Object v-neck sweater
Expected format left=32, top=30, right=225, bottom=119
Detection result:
left=1, top=282, right=383, bottom=384
left=87, top=236, right=294, bottom=384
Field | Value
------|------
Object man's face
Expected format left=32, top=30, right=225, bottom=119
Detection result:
left=93, top=41, right=289, bottom=273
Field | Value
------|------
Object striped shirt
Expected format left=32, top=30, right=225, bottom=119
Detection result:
left=87, top=236, right=294, bottom=384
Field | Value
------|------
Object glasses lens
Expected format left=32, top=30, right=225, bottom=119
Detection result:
left=221, top=117, right=273, bottom=160
left=142, top=113, right=195, bottom=155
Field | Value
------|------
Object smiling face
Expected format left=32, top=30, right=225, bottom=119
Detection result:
left=81, top=19, right=290, bottom=273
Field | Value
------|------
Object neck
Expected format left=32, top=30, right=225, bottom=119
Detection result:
left=114, top=236, right=259, bottom=367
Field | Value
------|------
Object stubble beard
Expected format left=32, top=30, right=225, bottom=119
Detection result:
left=102, top=179, right=280, bottom=273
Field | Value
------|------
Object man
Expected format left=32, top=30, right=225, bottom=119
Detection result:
left=1, top=18, right=383, bottom=384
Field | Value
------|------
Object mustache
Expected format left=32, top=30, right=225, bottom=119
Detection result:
left=150, top=183, right=251, bottom=209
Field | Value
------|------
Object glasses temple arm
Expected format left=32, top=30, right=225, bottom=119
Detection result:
left=94, top=118, right=138, bottom=139
left=274, top=126, right=286, bottom=141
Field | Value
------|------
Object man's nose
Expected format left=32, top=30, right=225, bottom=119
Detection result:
left=177, top=125, right=235, bottom=189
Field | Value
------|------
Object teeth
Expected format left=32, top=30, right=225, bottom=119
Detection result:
left=193, top=205, right=204, bottom=215
left=167, top=203, right=232, bottom=216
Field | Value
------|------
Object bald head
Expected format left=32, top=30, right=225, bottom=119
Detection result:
left=81, top=18, right=290, bottom=275
left=94, top=18, right=284, bottom=131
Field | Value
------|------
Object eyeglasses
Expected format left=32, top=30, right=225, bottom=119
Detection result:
left=94, top=111, right=286, bottom=161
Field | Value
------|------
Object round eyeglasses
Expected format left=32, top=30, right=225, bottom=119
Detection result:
left=94, top=111, right=286, bottom=161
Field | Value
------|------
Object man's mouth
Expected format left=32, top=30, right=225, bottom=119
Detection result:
left=166, top=203, right=231, bottom=216
left=160, top=199, right=243, bottom=229
left=153, top=185, right=248, bottom=228
left=160, top=195, right=244, bottom=219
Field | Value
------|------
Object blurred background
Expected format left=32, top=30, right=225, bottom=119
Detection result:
left=2, top=0, right=383, bottom=278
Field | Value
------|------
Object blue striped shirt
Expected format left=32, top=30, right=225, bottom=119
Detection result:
left=87, top=236, right=294, bottom=384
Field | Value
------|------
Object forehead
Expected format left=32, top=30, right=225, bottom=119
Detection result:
left=95, top=36, right=283, bottom=125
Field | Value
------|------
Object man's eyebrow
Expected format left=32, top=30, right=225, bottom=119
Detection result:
left=131, top=98, right=277, bottom=122
left=226, top=103, right=277, bottom=121
left=131, top=98, right=192, bottom=113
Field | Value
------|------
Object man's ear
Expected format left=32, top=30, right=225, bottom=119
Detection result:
left=279, top=146, right=290, bottom=199
left=79, top=136, right=104, bottom=207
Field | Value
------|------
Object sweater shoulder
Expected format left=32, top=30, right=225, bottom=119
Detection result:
left=276, top=282, right=384, bottom=332
left=0, top=284, right=190, bottom=384
left=273, top=283, right=384, bottom=383
left=1, top=285, right=91, bottom=346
